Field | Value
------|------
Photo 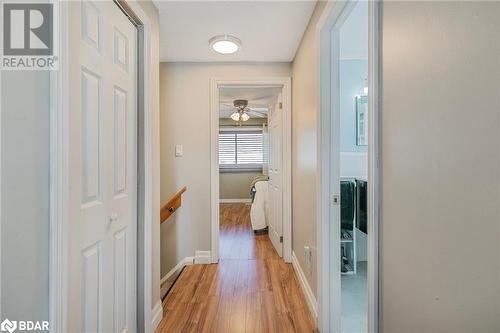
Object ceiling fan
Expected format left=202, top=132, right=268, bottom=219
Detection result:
left=230, top=99, right=251, bottom=125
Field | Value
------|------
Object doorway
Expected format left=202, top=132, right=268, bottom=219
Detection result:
left=210, top=78, right=292, bottom=263
left=318, top=1, right=380, bottom=332
left=218, top=87, right=280, bottom=258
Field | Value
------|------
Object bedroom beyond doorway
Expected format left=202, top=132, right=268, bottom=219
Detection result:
left=210, top=79, right=293, bottom=264
left=218, top=85, right=283, bottom=258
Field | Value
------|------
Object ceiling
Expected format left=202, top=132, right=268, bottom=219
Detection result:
left=153, top=1, right=317, bottom=62
left=219, top=87, right=281, bottom=119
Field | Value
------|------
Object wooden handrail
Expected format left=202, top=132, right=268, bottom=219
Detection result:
left=160, top=186, right=187, bottom=224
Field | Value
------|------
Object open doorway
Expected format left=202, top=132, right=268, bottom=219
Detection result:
left=338, top=1, right=369, bottom=331
left=210, top=79, right=292, bottom=264
left=318, top=1, right=380, bottom=332
left=218, top=87, right=280, bottom=258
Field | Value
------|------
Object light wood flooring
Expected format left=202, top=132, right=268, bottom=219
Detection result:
left=155, top=203, right=317, bottom=333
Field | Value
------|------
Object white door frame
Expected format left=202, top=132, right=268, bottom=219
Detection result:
left=0, top=47, right=2, bottom=322
left=209, top=78, right=292, bottom=263
left=49, top=1, right=155, bottom=332
left=317, top=1, right=381, bottom=332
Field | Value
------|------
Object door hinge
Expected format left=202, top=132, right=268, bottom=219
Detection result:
left=280, top=236, right=283, bottom=243
left=333, top=195, right=340, bottom=205
left=279, top=102, right=283, bottom=109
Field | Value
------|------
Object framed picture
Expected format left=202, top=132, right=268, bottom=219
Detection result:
left=356, top=95, right=368, bottom=146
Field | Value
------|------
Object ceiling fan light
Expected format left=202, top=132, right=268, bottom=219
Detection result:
left=230, top=112, right=240, bottom=121
left=241, top=113, right=250, bottom=121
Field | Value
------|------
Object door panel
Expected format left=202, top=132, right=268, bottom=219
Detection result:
left=68, top=1, right=137, bottom=332
left=268, top=93, right=283, bottom=256
left=113, top=86, right=128, bottom=195
left=81, top=67, right=102, bottom=205
left=114, top=228, right=127, bottom=333
left=82, top=243, right=101, bottom=332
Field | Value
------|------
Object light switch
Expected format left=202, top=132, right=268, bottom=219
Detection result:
left=304, top=246, right=312, bottom=272
left=175, top=144, right=183, bottom=157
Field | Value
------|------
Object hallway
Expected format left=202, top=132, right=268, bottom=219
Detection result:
left=155, top=203, right=316, bottom=332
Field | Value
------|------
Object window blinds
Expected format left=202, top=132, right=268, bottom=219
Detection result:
left=219, top=131, right=263, bottom=167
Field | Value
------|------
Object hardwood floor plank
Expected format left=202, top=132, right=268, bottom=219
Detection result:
left=156, top=203, right=316, bottom=333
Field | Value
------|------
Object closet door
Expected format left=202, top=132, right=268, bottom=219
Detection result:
left=268, top=93, right=283, bottom=257
left=67, top=1, right=138, bottom=331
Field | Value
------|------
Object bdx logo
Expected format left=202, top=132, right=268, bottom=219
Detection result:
left=0, top=319, right=16, bottom=333
left=3, top=3, right=53, bottom=56
left=0, top=319, right=49, bottom=332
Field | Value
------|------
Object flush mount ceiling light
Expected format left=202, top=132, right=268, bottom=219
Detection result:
left=209, top=35, right=241, bottom=55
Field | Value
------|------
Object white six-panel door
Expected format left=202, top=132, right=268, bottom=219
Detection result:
left=67, top=1, right=137, bottom=331
left=268, top=93, right=283, bottom=257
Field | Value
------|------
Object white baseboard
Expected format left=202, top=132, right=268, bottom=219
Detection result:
left=219, top=198, right=252, bottom=204
left=291, top=251, right=318, bottom=319
left=194, top=250, right=212, bottom=264
left=160, top=257, right=194, bottom=285
left=151, top=300, right=163, bottom=331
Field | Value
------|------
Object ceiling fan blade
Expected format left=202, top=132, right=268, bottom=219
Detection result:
left=248, top=107, right=268, bottom=112
left=249, top=111, right=267, bottom=118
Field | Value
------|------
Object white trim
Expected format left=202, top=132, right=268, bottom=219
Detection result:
left=0, top=30, right=2, bottom=322
left=291, top=252, right=318, bottom=320
left=210, top=77, right=292, bottom=264
left=317, top=1, right=381, bottom=333
left=367, top=1, right=381, bottom=331
left=49, top=1, right=156, bottom=332
left=219, top=198, right=252, bottom=204
left=125, top=3, right=155, bottom=332
left=159, top=257, right=194, bottom=285
left=194, top=251, right=212, bottom=264
left=210, top=79, right=220, bottom=264
left=150, top=300, right=163, bottom=331
left=317, top=2, right=347, bottom=330
left=49, top=1, right=69, bottom=331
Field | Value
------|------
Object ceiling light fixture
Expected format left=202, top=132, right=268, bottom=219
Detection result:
left=240, top=113, right=250, bottom=122
left=232, top=99, right=250, bottom=126
left=230, top=112, right=240, bottom=121
left=209, top=35, right=241, bottom=55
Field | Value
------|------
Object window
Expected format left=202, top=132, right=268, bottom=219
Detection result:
left=219, top=130, right=263, bottom=170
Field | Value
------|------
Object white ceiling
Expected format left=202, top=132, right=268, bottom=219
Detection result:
left=219, top=87, right=281, bottom=118
left=153, top=1, right=317, bottom=62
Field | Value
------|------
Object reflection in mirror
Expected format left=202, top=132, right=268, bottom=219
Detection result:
left=356, top=95, right=368, bottom=146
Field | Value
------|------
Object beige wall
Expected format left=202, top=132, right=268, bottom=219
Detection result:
left=159, top=62, right=291, bottom=277
left=220, top=171, right=261, bottom=199
left=380, top=2, right=500, bottom=332
left=291, top=1, right=328, bottom=297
